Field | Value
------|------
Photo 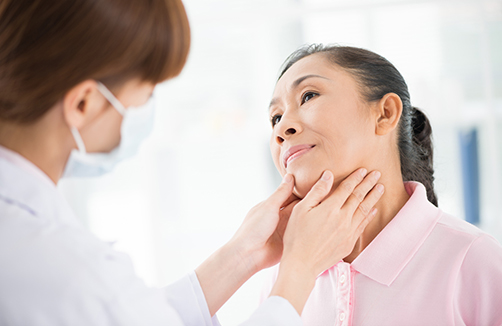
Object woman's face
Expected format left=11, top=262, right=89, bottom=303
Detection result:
left=269, top=53, right=378, bottom=198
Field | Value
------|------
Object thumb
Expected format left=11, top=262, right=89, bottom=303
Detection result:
left=277, top=198, right=300, bottom=236
left=300, top=170, right=334, bottom=210
left=266, top=174, right=295, bottom=209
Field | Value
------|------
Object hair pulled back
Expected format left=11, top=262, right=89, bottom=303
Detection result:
left=279, top=44, right=437, bottom=206
left=0, top=0, right=190, bottom=123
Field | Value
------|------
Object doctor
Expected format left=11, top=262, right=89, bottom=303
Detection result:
left=0, top=0, right=384, bottom=325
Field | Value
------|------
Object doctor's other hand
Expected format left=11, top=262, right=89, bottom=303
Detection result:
left=270, top=168, right=384, bottom=315
left=228, top=174, right=300, bottom=275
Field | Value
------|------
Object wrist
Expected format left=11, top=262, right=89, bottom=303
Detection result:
left=279, top=255, right=318, bottom=283
left=195, top=240, right=260, bottom=316
left=222, top=239, right=261, bottom=277
left=269, top=259, right=317, bottom=315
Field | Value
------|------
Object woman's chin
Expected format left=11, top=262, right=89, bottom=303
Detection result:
left=292, top=186, right=308, bottom=199
left=291, top=171, right=321, bottom=199
left=290, top=168, right=347, bottom=199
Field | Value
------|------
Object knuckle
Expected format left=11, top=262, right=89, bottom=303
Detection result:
left=357, top=203, right=370, bottom=216
left=351, top=190, right=365, bottom=202
left=341, top=180, right=355, bottom=193
left=315, top=182, right=329, bottom=194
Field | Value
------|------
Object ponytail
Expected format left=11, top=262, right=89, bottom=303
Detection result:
left=399, top=107, right=438, bottom=206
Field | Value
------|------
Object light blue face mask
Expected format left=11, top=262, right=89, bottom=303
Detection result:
left=62, top=82, right=155, bottom=178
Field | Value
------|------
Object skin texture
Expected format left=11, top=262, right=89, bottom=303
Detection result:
left=269, top=53, right=411, bottom=264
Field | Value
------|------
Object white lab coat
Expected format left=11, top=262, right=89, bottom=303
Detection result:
left=0, top=146, right=302, bottom=326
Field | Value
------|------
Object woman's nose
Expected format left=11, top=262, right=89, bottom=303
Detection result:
left=275, top=117, right=301, bottom=145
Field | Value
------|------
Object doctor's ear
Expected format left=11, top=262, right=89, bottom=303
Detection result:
left=373, top=93, right=403, bottom=136
left=62, top=80, right=108, bottom=129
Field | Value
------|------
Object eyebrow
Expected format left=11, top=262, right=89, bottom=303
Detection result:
left=269, top=74, right=331, bottom=110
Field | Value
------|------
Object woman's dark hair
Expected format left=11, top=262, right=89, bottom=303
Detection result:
left=279, top=44, right=437, bottom=206
left=0, top=0, right=190, bottom=123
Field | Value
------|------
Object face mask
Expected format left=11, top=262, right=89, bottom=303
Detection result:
left=62, top=82, right=155, bottom=178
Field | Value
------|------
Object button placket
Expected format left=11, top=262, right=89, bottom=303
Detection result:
left=335, top=263, right=352, bottom=326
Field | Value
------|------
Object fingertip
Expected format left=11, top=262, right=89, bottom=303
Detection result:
left=359, top=168, right=368, bottom=177
left=283, top=174, right=294, bottom=184
left=376, top=184, right=385, bottom=194
left=322, top=170, right=333, bottom=181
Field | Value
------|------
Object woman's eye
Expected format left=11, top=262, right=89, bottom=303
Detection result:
left=301, top=92, right=318, bottom=104
left=271, top=114, right=282, bottom=127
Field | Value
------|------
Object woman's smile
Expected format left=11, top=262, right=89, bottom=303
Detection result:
left=283, top=144, right=316, bottom=169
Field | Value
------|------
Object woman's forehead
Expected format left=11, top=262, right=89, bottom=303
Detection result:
left=272, top=54, right=351, bottom=97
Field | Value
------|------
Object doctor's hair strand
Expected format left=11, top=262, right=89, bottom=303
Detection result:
left=0, top=0, right=190, bottom=123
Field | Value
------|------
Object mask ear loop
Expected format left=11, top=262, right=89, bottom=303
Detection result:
left=70, top=126, right=87, bottom=154
left=96, top=82, right=127, bottom=116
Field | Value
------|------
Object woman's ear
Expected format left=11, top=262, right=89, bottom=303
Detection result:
left=374, top=93, right=403, bottom=136
left=62, top=80, right=107, bottom=130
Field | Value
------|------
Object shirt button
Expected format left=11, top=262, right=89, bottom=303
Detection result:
left=339, top=274, right=346, bottom=284
left=339, top=312, right=346, bottom=321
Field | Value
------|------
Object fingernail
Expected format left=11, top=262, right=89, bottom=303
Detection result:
left=360, top=168, right=367, bottom=177
left=322, top=171, right=332, bottom=181
left=371, top=208, right=378, bottom=216
left=374, top=171, right=381, bottom=180
left=283, top=174, right=293, bottom=183
left=376, top=184, right=384, bottom=194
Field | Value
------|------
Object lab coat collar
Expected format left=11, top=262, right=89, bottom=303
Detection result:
left=0, top=146, right=81, bottom=228
left=350, top=182, right=442, bottom=286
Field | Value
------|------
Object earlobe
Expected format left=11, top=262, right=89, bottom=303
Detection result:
left=375, top=93, right=403, bottom=136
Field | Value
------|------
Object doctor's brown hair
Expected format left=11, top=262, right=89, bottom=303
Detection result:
left=0, top=0, right=190, bottom=123
left=279, top=44, right=438, bottom=206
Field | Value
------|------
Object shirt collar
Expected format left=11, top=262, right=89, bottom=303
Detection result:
left=350, top=182, right=442, bottom=286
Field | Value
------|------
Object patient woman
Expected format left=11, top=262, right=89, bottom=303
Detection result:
left=263, top=44, right=502, bottom=325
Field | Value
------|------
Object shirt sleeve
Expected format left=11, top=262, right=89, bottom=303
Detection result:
left=239, top=296, right=303, bottom=326
left=259, top=266, right=280, bottom=304
left=454, top=234, right=502, bottom=326
left=171, top=269, right=302, bottom=326
left=164, top=271, right=220, bottom=326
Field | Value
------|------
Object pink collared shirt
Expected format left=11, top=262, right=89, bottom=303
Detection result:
left=263, top=182, right=502, bottom=326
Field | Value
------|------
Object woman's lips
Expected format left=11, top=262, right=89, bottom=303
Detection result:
left=283, top=144, right=316, bottom=168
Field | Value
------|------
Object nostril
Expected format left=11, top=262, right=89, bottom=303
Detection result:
left=276, top=136, right=284, bottom=144
left=285, top=128, right=296, bottom=135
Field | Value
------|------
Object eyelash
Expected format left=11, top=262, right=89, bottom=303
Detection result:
left=301, top=91, right=318, bottom=104
left=270, top=91, right=319, bottom=128
left=271, top=114, right=281, bottom=127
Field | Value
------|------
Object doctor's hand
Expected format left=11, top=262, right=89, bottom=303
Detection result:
left=270, top=168, right=384, bottom=315
left=195, top=174, right=299, bottom=316
left=228, top=174, right=300, bottom=273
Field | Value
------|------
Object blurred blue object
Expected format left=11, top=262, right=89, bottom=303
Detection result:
left=459, top=128, right=480, bottom=225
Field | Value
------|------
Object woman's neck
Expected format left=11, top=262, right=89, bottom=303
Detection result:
left=0, top=107, right=72, bottom=184
left=343, top=165, right=410, bottom=264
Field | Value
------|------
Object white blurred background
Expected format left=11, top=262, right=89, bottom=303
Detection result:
left=58, top=0, right=502, bottom=324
